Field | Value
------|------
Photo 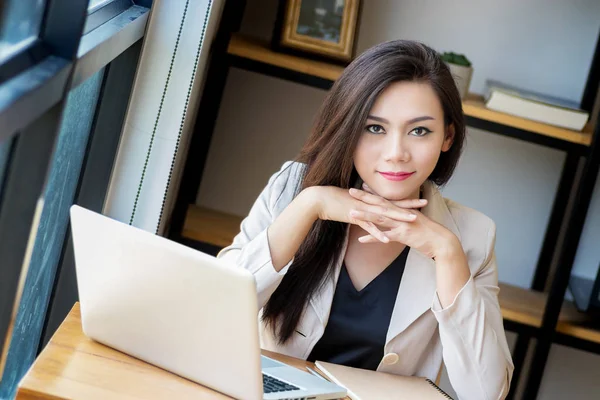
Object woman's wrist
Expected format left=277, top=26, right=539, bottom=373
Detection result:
left=433, top=232, right=471, bottom=307
left=432, top=232, right=463, bottom=263
left=298, top=186, right=323, bottom=222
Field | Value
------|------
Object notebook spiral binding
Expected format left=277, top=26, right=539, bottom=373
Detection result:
left=425, top=379, right=454, bottom=399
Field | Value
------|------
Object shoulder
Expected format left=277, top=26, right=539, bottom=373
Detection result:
left=445, top=198, right=496, bottom=236
left=265, top=160, right=306, bottom=214
left=444, top=198, right=496, bottom=269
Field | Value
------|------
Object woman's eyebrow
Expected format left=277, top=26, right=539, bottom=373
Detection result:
left=406, top=115, right=435, bottom=125
left=367, top=115, right=389, bottom=123
left=407, top=116, right=435, bottom=124
left=367, top=115, right=435, bottom=124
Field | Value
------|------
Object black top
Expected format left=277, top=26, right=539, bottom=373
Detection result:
left=307, top=247, right=410, bottom=370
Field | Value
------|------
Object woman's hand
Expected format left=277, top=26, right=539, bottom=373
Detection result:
left=304, top=185, right=426, bottom=244
left=348, top=184, right=471, bottom=308
left=347, top=184, right=458, bottom=259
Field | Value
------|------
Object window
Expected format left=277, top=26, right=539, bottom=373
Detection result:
left=0, top=68, right=105, bottom=399
left=0, top=0, right=151, bottom=397
left=0, top=0, right=46, bottom=61
left=0, top=139, right=11, bottom=199
left=88, top=0, right=113, bottom=11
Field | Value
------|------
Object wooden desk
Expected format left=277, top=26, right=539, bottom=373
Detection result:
left=17, top=303, right=349, bottom=400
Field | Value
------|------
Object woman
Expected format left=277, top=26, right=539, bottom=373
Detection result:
left=218, top=39, right=514, bottom=399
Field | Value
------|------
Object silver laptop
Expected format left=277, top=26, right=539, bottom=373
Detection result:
left=69, top=205, right=346, bottom=400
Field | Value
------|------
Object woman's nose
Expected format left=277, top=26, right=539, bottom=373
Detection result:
left=383, top=134, right=410, bottom=162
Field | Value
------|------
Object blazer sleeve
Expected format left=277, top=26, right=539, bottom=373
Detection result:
left=431, top=221, right=514, bottom=400
left=217, top=161, right=298, bottom=308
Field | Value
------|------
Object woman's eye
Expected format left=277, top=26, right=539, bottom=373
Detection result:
left=366, top=124, right=385, bottom=134
left=411, top=126, right=432, bottom=136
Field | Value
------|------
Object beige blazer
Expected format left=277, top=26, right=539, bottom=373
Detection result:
left=218, top=161, right=514, bottom=400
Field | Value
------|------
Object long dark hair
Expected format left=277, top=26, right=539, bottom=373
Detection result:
left=262, top=39, right=466, bottom=344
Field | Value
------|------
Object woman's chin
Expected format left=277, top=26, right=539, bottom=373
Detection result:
left=369, top=185, right=415, bottom=201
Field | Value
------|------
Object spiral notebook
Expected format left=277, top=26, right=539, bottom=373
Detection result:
left=314, top=361, right=453, bottom=400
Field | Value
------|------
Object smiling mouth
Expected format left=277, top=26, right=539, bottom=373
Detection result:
left=378, top=171, right=415, bottom=181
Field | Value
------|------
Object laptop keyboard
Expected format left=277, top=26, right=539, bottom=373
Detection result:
left=262, top=373, right=300, bottom=393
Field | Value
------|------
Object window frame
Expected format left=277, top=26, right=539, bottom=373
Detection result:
left=0, top=0, right=152, bottom=390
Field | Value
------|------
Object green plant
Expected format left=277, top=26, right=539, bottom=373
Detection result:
left=441, top=51, right=472, bottom=67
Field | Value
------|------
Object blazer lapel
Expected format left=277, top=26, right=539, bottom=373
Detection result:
left=386, top=181, right=462, bottom=342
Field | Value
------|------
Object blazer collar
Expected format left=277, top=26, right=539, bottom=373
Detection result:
left=309, top=181, right=461, bottom=341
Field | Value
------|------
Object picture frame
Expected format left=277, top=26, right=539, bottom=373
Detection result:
left=272, top=0, right=361, bottom=64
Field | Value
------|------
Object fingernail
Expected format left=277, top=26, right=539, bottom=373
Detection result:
left=349, top=210, right=359, bottom=216
left=349, top=188, right=358, bottom=194
left=382, top=236, right=389, bottom=243
left=408, top=213, right=417, bottom=219
left=419, top=199, right=427, bottom=204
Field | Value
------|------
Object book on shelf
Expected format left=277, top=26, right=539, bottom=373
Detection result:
left=484, top=80, right=589, bottom=131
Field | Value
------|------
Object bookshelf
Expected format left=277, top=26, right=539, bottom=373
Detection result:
left=168, top=1, right=600, bottom=398
left=228, top=34, right=594, bottom=149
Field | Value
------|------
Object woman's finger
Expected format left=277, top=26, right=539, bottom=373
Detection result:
left=358, top=225, right=408, bottom=244
left=350, top=209, right=391, bottom=226
left=351, top=218, right=389, bottom=243
left=379, top=207, right=419, bottom=222
left=358, top=229, right=398, bottom=244
left=358, top=234, right=378, bottom=244
left=350, top=188, right=427, bottom=210
left=391, top=198, right=428, bottom=209
left=349, top=188, right=389, bottom=206
left=350, top=209, right=415, bottom=224
left=362, top=221, right=389, bottom=243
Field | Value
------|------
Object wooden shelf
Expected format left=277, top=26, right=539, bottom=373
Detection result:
left=182, top=205, right=242, bottom=248
left=557, top=316, right=600, bottom=344
left=499, top=283, right=600, bottom=345
left=463, top=95, right=593, bottom=146
left=498, top=281, right=587, bottom=328
left=182, top=205, right=600, bottom=344
left=228, top=34, right=345, bottom=82
left=227, top=34, right=593, bottom=147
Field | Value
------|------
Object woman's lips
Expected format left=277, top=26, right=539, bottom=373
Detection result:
left=378, top=171, right=415, bottom=181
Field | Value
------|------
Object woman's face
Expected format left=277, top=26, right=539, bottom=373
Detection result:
left=353, top=81, right=454, bottom=201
